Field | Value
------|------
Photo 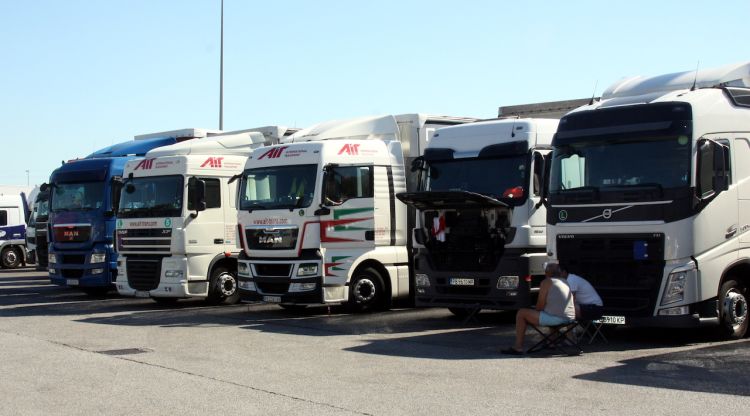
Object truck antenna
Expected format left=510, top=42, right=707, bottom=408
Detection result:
left=690, top=61, right=700, bottom=91
left=589, top=80, right=598, bottom=105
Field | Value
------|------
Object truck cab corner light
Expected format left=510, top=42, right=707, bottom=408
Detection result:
left=415, top=274, right=430, bottom=287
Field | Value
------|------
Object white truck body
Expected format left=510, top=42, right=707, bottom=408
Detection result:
left=397, top=118, right=559, bottom=311
left=0, top=186, right=32, bottom=268
left=546, top=61, right=750, bottom=336
left=115, top=127, right=296, bottom=303
left=236, top=114, right=477, bottom=309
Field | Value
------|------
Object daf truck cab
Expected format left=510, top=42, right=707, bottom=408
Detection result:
left=115, top=127, right=296, bottom=304
left=546, top=62, right=750, bottom=338
left=46, top=128, right=214, bottom=295
left=236, top=114, right=476, bottom=311
left=397, top=118, right=559, bottom=316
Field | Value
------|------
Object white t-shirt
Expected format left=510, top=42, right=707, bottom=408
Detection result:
left=566, top=273, right=603, bottom=306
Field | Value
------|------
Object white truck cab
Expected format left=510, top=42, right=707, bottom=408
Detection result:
left=115, top=127, right=296, bottom=304
left=236, top=114, right=476, bottom=311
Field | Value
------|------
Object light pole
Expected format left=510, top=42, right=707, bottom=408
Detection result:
left=25, top=170, right=29, bottom=186
left=219, top=0, right=224, bottom=130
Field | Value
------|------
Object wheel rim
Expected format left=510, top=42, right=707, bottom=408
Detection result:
left=724, top=289, right=748, bottom=327
left=4, top=250, right=18, bottom=266
left=353, top=278, right=376, bottom=304
left=217, top=273, right=236, bottom=297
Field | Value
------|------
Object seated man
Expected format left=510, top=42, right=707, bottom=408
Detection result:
left=501, top=262, right=575, bottom=355
left=559, top=263, right=604, bottom=320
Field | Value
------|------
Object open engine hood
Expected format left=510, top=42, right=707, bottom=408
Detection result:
left=396, top=191, right=509, bottom=210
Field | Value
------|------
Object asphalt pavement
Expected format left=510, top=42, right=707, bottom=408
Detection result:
left=1, top=267, right=748, bottom=415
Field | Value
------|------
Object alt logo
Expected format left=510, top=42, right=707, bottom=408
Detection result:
left=258, top=146, right=288, bottom=159
left=134, top=158, right=156, bottom=170
left=200, top=157, right=224, bottom=168
left=338, top=144, right=360, bottom=155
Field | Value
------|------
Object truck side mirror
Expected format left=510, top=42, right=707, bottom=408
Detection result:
left=40, top=183, right=49, bottom=192
left=535, top=152, right=552, bottom=209
left=410, top=156, right=424, bottom=173
left=188, top=177, right=206, bottom=218
left=108, top=176, right=123, bottom=217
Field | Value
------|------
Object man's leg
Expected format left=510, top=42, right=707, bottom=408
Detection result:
left=513, top=308, right=540, bottom=351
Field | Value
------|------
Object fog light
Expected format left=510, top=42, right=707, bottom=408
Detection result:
left=90, top=253, right=106, bottom=264
left=661, top=271, right=686, bottom=305
left=48, top=253, right=56, bottom=264
left=91, top=268, right=105, bottom=275
left=49, top=268, right=56, bottom=274
left=238, top=280, right=256, bottom=291
left=658, top=305, right=690, bottom=316
left=164, top=270, right=183, bottom=278
left=297, top=263, right=318, bottom=276
left=497, top=276, right=519, bottom=289
left=238, top=262, right=249, bottom=276
left=415, top=274, right=430, bottom=287
left=289, top=282, right=316, bottom=292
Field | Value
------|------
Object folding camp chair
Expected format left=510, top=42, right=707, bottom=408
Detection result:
left=527, top=321, right=582, bottom=356
left=576, top=319, right=608, bottom=345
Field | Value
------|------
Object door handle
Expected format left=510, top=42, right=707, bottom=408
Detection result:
left=214, top=238, right=224, bottom=244
left=726, top=226, right=737, bottom=239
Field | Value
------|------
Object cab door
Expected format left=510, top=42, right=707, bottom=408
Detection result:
left=319, top=165, right=376, bottom=249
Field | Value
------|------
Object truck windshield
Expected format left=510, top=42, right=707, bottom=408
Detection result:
left=240, top=165, right=317, bottom=210
left=51, top=182, right=104, bottom=212
left=549, top=136, right=691, bottom=196
left=424, top=156, right=528, bottom=204
left=118, top=175, right=183, bottom=218
left=35, top=197, right=50, bottom=221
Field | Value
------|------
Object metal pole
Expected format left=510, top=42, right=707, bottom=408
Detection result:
left=219, top=0, right=224, bottom=130
left=25, top=170, right=29, bottom=186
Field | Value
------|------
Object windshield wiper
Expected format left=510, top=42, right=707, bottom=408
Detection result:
left=244, top=203, right=267, bottom=212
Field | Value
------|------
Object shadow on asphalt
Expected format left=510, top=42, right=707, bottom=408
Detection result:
left=573, top=340, right=750, bottom=396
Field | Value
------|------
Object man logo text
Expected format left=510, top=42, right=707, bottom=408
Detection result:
left=338, top=144, right=360, bottom=155
left=200, top=157, right=224, bottom=168
left=258, top=147, right=288, bottom=159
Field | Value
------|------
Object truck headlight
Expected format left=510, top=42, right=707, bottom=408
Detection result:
left=91, top=268, right=105, bottom=275
left=237, top=262, right=249, bottom=276
left=415, top=274, right=430, bottom=287
left=90, top=253, right=106, bottom=264
left=297, top=263, right=318, bottom=276
left=238, top=280, right=256, bottom=291
left=661, top=271, right=686, bottom=305
left=48, top=253, right=57, bottom=264
left=497, top=276, right=519, bottom=289
left=164, top=270, right=183, bottom=278
left=49, top=268, right=56, bottom=274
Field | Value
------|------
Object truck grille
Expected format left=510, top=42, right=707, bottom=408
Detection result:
left=61, top=269, right=84, bottom=279
left=62, top=254, right=86, bottom=265
left=256, top=282, right=290, bottom=294
left=126, top=255, right=165, bottom=291
left=253, top=263, right=292, bottom=277
left=246, top=227, right=298, bottom=250
left=117, top=228, right=172, bottom=254
left=556, top=233, right=665, bottom=317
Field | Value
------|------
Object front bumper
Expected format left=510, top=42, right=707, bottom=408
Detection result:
left=116, top=255, right=208, bottom=299
left=49, top=248, right=115, bottom=288
left=237, top=256, right=324, bottom=305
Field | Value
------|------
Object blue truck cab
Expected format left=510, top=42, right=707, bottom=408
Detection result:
left=47, top=129, right=212, bottom=295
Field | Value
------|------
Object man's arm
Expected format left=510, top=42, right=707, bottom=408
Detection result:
left=536, top=278, right=550, bottom=311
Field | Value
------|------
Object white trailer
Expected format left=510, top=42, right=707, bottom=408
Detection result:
left=115, top=127, right=297, bottom=304
left=0, top=186, right=33, bottom=268
left=397, top=118, right=559, bottom=316
left=546, top=61, right=750, bottom=337
left=235, top=114, right=477, bottom=311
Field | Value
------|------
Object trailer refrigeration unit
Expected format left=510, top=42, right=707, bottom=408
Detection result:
left=0, top=187, right=32, bottom=268
left=235, top=114, right=477, bottom=311
left=46, top=128, right=215, bottom=295
left=115, top=127, right=297, bottom=304
left=397, top=118, right=560, bottom=316
left=546, top=61, right=750, bottom=338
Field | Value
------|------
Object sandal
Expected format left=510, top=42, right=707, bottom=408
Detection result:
left=501, top=347, right=524, bottom=355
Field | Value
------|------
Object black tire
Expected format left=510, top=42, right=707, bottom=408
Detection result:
left=718, top=279, right=748, bottom=339
left=279, top=303, right=308, bottom=311
left=81, top=286, right=110, bottom=297
left=153, top=297, right=179, bottom=305
left=347, top=267, right=385, bottom=312
left=1, top=247, right=22, bottom=269
left=448, top=307, right=481, bottom=318
left=206, top=266, right=239, bottom=305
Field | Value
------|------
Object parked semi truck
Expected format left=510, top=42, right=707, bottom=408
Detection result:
left=114, top=127, right=297, bottom=304
left=397, top=118, right=560, bottom=316
left=545, top=61, right=750, bottom=338
left=236, top=114, right=477, bottom=311
left=46, top=129, right=214, bottom=295
left=26, top=188, right=50, bottom=270
left=0, top=186, right=32, bottom=268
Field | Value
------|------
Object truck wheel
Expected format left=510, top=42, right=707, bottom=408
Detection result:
left=206, top=266, right=239, bottom=305
left=1, top=247, right=22, bottom=269
left=719, top=279, right=748, bottom=339
left=347, top=267, right=385, bottom=312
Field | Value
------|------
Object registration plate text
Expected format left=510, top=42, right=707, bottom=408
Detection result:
left=449, top=278, right=475, bottom=286
left=264, top=296, right=282, bottom=303
left=596, top=315, right=626, bottom=325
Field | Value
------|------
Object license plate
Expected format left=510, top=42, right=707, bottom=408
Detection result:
left=263, top=296, right=282, bottom=303
left=597, top=315, right=626, bottom=325
left=449, top=278, right=475, bottom=286
left=134, top=291, right=150, bottom=298
left=66, top=279, right=78, bottom=286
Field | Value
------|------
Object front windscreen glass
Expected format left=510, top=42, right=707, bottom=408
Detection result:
left=36, top=197, right=50, bottom=220
left=240, top=165, right=318, bottom=210
left=550, top=136, right=691, bottom=194
left=118, top=175, right=183, bottom=218
left=424, top=156, right=528, bottom=204
left=51, top=182, right=104, bottom=212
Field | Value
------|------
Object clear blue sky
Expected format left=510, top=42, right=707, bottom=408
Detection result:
left=1, top=0, right=747, bottom=186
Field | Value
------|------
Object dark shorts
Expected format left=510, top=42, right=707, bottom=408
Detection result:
left=579, top=304, right=604, bottom=321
